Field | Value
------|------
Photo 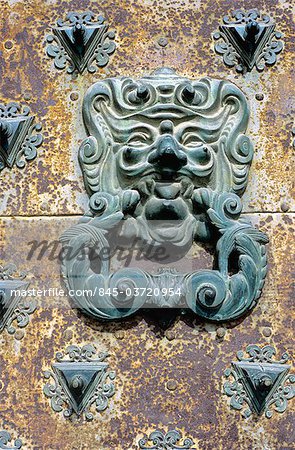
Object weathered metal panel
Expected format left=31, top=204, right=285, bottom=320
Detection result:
left=0, top=214, right=294, bottom=449
left=0, top=0, right=294, bottom=449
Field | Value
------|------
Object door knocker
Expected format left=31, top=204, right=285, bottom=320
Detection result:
left=60, top=67, right=268, bottom=323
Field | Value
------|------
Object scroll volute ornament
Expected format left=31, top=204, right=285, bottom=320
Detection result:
left=46, top=11, right=116, bottom=74
left=0, top=431, right=22, bottom=449
left=61, top=68, right=268, bottom=322
left=138, top=430, right=195, bottom=449
left=224, top=345, right=295, bottom=418
left=0, top=263, right=36, bottom=339
left=0, top=102, right=43, bottom=171
left=213, top=9, right=284, bottom=73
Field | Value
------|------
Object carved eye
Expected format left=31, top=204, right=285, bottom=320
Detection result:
left=127, top=132, right=151, bottom=148
left=127, top=84, right=150, bottom=104
left=181, top=85, right=195, bottom=103
left=181, top=134, right=201, bottom=148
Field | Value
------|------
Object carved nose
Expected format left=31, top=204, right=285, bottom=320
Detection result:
left=148, top=138, right=187, bottom=172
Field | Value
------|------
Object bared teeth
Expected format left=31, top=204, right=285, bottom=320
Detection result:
left=146, top=179, right=156, bottom=194
left=138, top=179, right=193, bottom=199
left=138, top=179, right=155, bottom=196
left=154, top=182, right=180, bottom=199
left=183, top=184, right=194, bottom=198
left=180, top=179, right=193, bottom=198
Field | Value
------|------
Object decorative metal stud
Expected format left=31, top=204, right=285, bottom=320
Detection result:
left=224, top=344, right=295, bottom=418
left=44, top=344, right=115, bottom=421
left=213, top=9, right=283, bottom=72
left=0, top=431, right=22, bottom=449
left=0, top=102, right=43, bottom=171
left=0, top=264, right=36, bottom=338
left=138, top=430, right=195, bottom=449
left=46, top=11, right=116, bottom=74
left=60, top=67, right=268, bottom=324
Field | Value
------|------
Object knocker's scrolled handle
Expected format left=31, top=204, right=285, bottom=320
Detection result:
left=60, top=186, right=268, bottom=322
left=60, top=204, right=149, bottom=320
left=185, top=271, right=227, bottom=316
left=184, top=230, right=268, bottom=321
left=184, top=188, right=268, bottom=321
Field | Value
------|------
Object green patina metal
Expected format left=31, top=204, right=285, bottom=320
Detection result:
left=0, top=102, right=42, bottom=171
left=224, top=345, right=295, bottom=418
left=60, top=67, right=268, bottom=323
left=213, top=9, right=284, bottom=73
left=138, top=430, right=195, bottom=449
left=43, top=344, right=116, bottom=421
left=46, top=11, right=116, bottom=74
left=0, top=264, right=36, bottom=339
left=0, top=431, right=22, bottom=450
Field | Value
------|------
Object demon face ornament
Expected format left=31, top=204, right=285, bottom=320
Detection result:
left=60, top=67, right=268, bottom=323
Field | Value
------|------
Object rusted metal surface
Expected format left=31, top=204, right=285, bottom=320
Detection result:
left=0, top=214, right=294, bottom=449
left=0, top=0, right=294, bottom=448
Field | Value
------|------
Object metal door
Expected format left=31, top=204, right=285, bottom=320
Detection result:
left=0, top=0, right=294, bottom=449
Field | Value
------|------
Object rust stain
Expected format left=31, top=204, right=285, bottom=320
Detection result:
left=0, top=0, right=294, bottom=216
left=0, top=214, right=294, bottom=449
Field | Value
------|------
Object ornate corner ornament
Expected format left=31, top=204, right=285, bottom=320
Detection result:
left=223, top=344, right=295, bottom=418
left=138, top=430, right=195, bottom=449
left=60, top=67, right=268, bottom=323
left=46, top=11, right=116, bottom=74
left=0, top=431, right=22, bottom=449
left=43, top=344, right=116, bottom=421
left=0, top=102, right=43, bottom=171
left=0, top=264, right=36, bottom=338
left=213, top=9, right=284, bottom=72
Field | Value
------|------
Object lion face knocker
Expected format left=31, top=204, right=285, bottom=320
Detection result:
left=61, top=68, right=268, bottom=323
